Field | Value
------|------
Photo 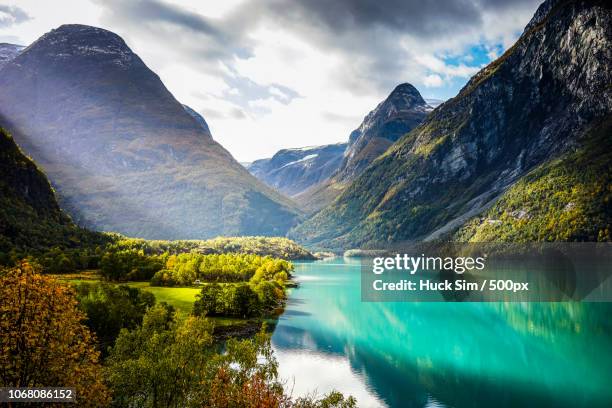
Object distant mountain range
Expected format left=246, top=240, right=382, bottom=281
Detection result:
left=290, top=0, right=611, bottom=249
left=0, top=24, right=300, bottom=240
left=248, top=143, right=347, bottom=197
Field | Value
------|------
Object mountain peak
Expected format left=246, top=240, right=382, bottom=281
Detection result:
left=524, top=0, right=562, bottom=31
left=291, top=0, right=612, bottom=248
left=324, top=83, right=430, bottom=186
left=385, top=82, right=428, bottom=110
left=389, top=82, right=425, bottom=99
left=24, top=24, right=137, bottom=68
left=51, top=24, right=126, bottom=42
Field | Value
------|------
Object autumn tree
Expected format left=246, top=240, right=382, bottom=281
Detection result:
left=0, top=261, right=110, bottom=406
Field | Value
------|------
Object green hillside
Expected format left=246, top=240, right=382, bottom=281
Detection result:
left=0, top=128, right=105, bottom=263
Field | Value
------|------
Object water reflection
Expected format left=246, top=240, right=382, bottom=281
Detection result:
left=271, top=258, right=612, bottom=408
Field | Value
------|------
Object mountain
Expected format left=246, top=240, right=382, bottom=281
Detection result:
left=0, top=24, right=300, bottom=240
left=0, top=43, right=23, bottom=69
left=290, top=0, right=612, bottom=249
left=247, top=143, right=347, bottom=197
left=0, top=127, right=100, bottom=260
left=295, top=83, right=431, bottom=213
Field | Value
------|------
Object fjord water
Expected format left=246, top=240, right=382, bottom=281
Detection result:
left=271, top=258, right=612, bottom=408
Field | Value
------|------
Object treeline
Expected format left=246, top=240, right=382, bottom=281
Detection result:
left=0, top=232, right=111, bottom=272
left=104, top=235, right=314, bottom=260
left=95, top=251, right=293, bottom=318
left=0, top=262, right=356, bottom=408
left=99, top=249, right=164, bottom=281
left=151, top=253, right=292, bottom=285
left=1, top=234, right=312, bottom=279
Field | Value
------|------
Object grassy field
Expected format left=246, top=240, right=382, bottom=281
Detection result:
left=125, top=282, right=200, bottom=314
left=51, top=272, right=246, bottom=325
left=124, top=282, right=249, bottom=326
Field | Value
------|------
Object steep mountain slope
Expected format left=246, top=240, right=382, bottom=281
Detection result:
left=0, top=128, right=99, bottom=260
left=454, top=118, right=611, bottom=242
left=295, top=83, right=431, bottom=213
left=290, top=0, right=611, bottom=249
left=248, top=143, right=347, bottom=196
left=0, top=43, right=23, bottom=69
left=0, top=24, right=300, bottom=240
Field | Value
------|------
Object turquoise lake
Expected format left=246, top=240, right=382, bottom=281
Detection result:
left=271, top=258, right=612, bottom=408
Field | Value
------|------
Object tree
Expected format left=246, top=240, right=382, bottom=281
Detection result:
left=75, top=282, right=155, bottom=351
left=224, top=283, right=261, bottom=318
left=106, top=304, right=216, bottom=407
left=0, top=261, right=110, bottom=406
left=193, top=283, right=222, bottom=317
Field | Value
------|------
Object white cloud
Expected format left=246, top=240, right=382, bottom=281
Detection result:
left=423, top=74, right=444, bottom=88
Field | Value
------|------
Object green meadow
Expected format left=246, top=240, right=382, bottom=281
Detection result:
left=53, top=272, right=249, bottom=327
left=124, top=281, right=199, bottom=314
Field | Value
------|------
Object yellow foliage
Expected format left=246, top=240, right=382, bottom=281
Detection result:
left=0, top=261, right=110, bottom=406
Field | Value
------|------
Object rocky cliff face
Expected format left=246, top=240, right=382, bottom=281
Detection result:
left=290, top=0, right=612, bottom=249
left=248, top=143, right=347, bottom=197
left=294, top=83, right=430, bottom=213
left=0, top=43, right=23, bottom=69
left=0, top=24, right=300, bottom=240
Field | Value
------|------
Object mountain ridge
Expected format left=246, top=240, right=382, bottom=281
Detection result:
left=0, top=127, right=101, bottom=260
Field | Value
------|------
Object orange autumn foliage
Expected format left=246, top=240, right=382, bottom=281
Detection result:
left=206, top=367, right=290, bottom=408
left=0, top=261, right=110, bottom=407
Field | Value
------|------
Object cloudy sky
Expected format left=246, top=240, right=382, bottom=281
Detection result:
left=0, top=0, right=542, bottom=161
